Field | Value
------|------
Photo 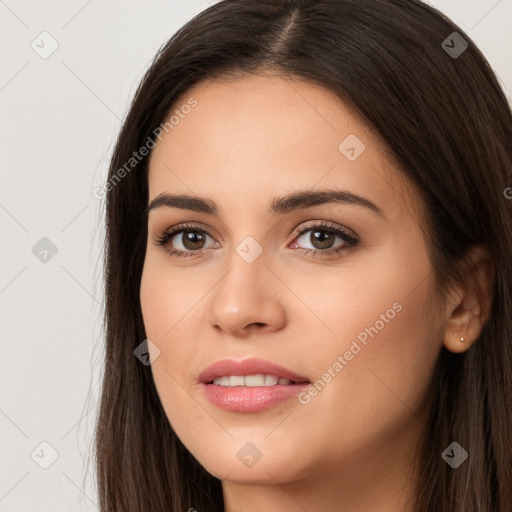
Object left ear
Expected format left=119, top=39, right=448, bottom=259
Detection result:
left=442, top=245, right=494, bottom=354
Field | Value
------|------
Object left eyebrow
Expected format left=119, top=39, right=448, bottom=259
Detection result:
left=146, top=189, right=386, bottom=219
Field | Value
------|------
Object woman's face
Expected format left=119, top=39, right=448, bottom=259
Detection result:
left=140, top=75, right=446, bottom=489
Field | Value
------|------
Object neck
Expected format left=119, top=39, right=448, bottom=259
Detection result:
left=222, top=415, right=424, bottom=512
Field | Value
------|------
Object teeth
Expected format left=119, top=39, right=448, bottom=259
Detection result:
left=264, top=375, right=278, bottom=386
left=230, top=375, right=245, bottom=386
left=211, top=374, right=295, bottom=387
left=244, top=374, right=265, bottom=386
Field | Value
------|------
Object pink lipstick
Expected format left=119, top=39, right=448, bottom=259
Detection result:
left=199, top=357, right=310, bottom=412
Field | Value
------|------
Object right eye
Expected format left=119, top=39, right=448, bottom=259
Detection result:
left=154, top=223, right=219, bottom=259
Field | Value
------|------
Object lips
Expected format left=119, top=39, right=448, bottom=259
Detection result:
left=199, top=358, right=311, bottom=412
left=198, top=357, right=310, bottom=384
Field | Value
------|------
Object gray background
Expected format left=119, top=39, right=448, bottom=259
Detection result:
left=1, top=1, right=511, bottom=510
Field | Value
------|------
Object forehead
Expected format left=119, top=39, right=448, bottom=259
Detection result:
left=147, top=74, right=423, bottom=225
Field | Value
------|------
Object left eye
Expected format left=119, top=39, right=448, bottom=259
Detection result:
left=292, top=226, right=356, bottom=252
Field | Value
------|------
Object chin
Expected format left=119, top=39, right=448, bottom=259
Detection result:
left=185, top=438, right=309, bottom=484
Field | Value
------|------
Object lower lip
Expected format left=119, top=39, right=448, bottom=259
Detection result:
left=201, top=382, right=310, bottom=412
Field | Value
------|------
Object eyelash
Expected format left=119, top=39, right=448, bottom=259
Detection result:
left=153, top=220, right=359, bottom=260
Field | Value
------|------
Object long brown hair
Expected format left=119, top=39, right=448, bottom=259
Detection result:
left=95, top=0, right=512, bottom=510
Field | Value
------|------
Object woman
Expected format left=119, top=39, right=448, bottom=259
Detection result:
left=95, top=0, right=512, bottom=510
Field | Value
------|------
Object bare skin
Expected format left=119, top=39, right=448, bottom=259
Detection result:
left=139, top=74, right=492, bottom=512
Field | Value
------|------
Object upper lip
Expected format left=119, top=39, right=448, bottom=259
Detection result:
left=199, top=357, right=310, bottom=384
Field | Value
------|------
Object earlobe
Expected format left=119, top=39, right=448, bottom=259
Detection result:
left=442, top=305, right=479, bottom=354
left=443, top=325, right=476, bottom=354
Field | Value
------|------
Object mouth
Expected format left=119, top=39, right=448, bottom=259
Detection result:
left=199, top=357, right=310, bottom=386
left=206, top=374, right=308, bottom=386
left=199, top=358, right=311, bottom=412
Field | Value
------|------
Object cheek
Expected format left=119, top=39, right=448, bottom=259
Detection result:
left=285, top=246, right=442, bottom=427
left=306, top=255, right=442, bottom=437
left=140, top=260, right=218, bottom=456
left=139, top=251, right=210, bottom=339
left=139, top=251, right=224, bottom=383
left=139, top=257, right=204, bottom=398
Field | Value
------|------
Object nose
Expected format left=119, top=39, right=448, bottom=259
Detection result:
left=206, top=252, right=287, bottom=337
